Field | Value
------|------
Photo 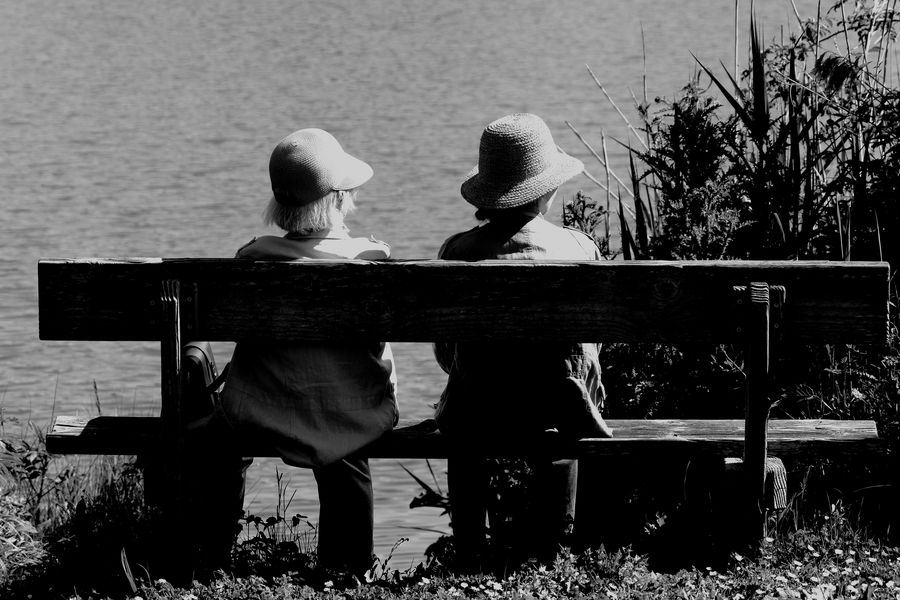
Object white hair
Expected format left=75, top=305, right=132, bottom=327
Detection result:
left=264, top=189, right=357, bottom=234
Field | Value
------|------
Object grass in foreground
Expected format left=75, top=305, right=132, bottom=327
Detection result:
left=2, top=465, right=899, bottom=600
left=111, top=528, right=900, bottom=600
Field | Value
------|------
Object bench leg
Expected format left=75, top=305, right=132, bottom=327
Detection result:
left=574, top=456, right=634, bottom=551
left=447, top=456, right=489, bottom=567
left=719, top=456, right=788, bottom=544
left=158, top=280, right=193, bottom=585
left=742, top=282, right=774, bottom=545
left=140, top=435, right=248, bottom=583
left=137, top=453, right=191, bottom=584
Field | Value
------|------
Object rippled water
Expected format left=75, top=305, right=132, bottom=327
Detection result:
left=0, top=0, right=817, bottom=564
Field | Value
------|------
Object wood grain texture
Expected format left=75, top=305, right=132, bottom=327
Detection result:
left=38, top=259, right=889, bottom=344
left=47, top=416, right=886, bottom=459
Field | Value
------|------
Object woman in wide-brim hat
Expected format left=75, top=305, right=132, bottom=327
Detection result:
left=433, top=113, right=612, bottom=569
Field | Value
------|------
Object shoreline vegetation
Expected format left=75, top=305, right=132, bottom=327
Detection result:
left=4, top=1, right=900, bottom=597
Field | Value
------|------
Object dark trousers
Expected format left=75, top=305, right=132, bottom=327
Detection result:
left=183, top=419, right=249, bottom=573
left=313, top=454, right=374, bottom=574
left=185, top=415, right=374, bottom=575
left=448, top=456, right=578, bottom=566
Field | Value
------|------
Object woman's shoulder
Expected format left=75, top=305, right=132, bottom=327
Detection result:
left=234, top=236, right=283, bottom=259
left=529, top=219, right=603, bottom=259
left=562, top=226, right=603, bottom=259
left=235, top=234, right=390, bottom=260
left=351, top=236, right=391, bottom=259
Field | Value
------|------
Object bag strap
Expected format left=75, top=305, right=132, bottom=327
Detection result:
left=206, top=361, right=230, bottom=394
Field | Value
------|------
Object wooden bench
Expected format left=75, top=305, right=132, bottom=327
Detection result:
left=39, top=258, right=890, bottom=578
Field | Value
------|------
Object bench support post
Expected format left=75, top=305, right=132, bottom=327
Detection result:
left=743, top=282, right=770, bottom=542
left=739, top=282, right=786, bottom=545
left=156, top=280, right=192, bottom=585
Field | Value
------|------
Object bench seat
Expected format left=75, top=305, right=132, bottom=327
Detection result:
left=48, top=416, right=886, bottom=460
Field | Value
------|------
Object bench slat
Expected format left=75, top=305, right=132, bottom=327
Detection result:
left=39, top=259, right=889, bottom=344
left=47, top=416, right=885, bottom=460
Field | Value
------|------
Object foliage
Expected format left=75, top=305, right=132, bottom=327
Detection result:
left=597, top=343, right=744, bottom=419
left=231, top=468, right=318, bottom=580
left=635, top=82, right=748, bottom=260
left=562, top=191, right=615, bottom=259
left=0, top=493, right=43, bottom=584
left=1, top=459, right=155, bottom=600
left=570, top=1, right=900, bottom=263
left=563, top=1, right=900, bottom=434
left=0, top=416, right=111, bottom=530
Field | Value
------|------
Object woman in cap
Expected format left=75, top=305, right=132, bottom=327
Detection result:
left=217, top=128, right=399, bottom=575
left=434, top=113, right=612, bottom=568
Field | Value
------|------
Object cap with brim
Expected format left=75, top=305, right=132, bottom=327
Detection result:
left=270, top=128, right=373, bottom=206
left=460, top=113, right=584, bottom=210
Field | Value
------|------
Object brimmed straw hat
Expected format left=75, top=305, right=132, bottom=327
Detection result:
left=269, top=128, right=373, bottom=206
left=461, top=113, right=584, bottom=210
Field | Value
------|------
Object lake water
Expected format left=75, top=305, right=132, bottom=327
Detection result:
left=1, top=0, right=819, bottom=565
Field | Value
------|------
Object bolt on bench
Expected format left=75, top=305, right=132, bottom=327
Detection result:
left=39, top=258, right=890, bottom=578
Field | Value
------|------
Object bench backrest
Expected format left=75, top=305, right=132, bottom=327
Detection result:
left=39, top=258, right=889, bottom=345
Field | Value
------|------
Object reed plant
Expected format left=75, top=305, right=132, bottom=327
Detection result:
left=570, top=0, right=900, bottom=265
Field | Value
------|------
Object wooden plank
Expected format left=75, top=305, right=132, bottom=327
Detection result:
left=48, top=415, right=161, bottom=454
left=47, top=416, right=886, bottom=459
left=39, top=259, right=889, bottom=344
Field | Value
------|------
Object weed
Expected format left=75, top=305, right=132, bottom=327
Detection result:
left=231, top=467, right=318, bottom=580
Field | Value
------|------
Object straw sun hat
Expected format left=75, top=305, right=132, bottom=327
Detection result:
left=461, top=113, right=585, bottom=210
left=269, top=128, right=373, bottom=206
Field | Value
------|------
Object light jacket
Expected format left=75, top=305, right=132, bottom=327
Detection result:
left=220, top=229, right=399, bottom=468
left=434, top=214, right=606, bottom=437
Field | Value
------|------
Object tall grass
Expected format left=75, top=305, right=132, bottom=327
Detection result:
left=0, top=397, right=153, bottom=598
left=569, top=0, right=900, bottom=265
left=0, top=419, right=128, bottom=532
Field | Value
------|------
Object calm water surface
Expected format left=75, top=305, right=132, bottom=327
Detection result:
left=0, top=0, right=817, bottom=564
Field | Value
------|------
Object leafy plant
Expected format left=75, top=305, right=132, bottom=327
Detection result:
left=231, top=467, right=318, bottom=580
left=562, top=191, right=614, bottom=258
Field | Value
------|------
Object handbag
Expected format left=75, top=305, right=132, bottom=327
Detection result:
left=182, top=341, right=229, bottom=424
